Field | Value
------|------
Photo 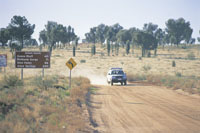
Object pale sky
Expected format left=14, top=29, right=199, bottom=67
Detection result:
left=0, top=0, right=200, bottom=42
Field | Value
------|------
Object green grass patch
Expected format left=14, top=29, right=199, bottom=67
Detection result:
left=89, top=87, right=98, bottom=94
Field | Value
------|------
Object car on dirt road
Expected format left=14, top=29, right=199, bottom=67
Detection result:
left=107, top=68, right=127, bottom=86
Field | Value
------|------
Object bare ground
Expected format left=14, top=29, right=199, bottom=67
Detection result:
left=91, top=83, right=200, bottom=133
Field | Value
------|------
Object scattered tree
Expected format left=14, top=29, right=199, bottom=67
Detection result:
left=116, top=29, right=132, bottom=48
left=107, top=40, right=111, bottom=56
left=73, top=45, right=76, bottom=57
left=91, top=44, right=96, bottom=56
left=126, top=40, right=130, bottom=55
left=115, top=43, right=119, bottom=56
left=8, top=15, right=35, bottom=50
left=165, top=18, right=193, bottom=46
left=133, top=31, right=157, bottom=57
left=39, top=21, right=77, bottom=55
left=197, top=30, right=200, bottom=43
left=0, top=28, right=10, bottom=46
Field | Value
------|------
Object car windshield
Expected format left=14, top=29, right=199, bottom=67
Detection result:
left=111, top=70, right=124, bottom=75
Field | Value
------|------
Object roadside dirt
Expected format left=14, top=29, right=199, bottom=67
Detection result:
left=91, top=83, right=200, bottom=133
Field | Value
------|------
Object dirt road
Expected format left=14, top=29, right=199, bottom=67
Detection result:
left=91, top=83, right=200, bottom=133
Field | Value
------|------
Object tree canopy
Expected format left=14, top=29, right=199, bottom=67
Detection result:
left=165, top=18, right=193, bottom=45
left=0, top=28, right=10, bottom=46
left=133, top=31, right=157, bottom=57
left=8, top=15, right=35, bottom=49
left=85, top=23, right=123, bottom=44
left=39, top=21, right=77, bottom=54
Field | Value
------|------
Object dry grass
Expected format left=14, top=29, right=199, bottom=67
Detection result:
left=0, top=75, right=93, bottom=132
left=1, top=44, right=200, bottom=80
left=127, top=73, right=200, bottom=94
left=0, top=44, right=200, bottom=131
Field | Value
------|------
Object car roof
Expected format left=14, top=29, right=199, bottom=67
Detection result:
left=110, top=68, right=122, bottom=70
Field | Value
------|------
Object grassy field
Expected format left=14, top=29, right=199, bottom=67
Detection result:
left=1, top=44, right=200, bottom=79
left=0, top=44, right=200, bottom=132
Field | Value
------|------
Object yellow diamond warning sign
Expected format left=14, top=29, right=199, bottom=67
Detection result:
left=66, top=58, right=77, bottom=70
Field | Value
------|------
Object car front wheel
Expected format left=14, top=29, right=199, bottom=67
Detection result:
left=124, top=81, right=127, bottom=85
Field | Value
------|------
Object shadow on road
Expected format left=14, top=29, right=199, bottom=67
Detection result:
left=110, top=83, right=152, bottom=87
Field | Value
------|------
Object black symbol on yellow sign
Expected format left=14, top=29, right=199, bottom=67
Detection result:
left=68, top=61, right=73, bottom=68
left=66, top=58, right=77, bottom=70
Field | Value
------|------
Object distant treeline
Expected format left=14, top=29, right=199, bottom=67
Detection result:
left=0, top=15, right=200, bottom=56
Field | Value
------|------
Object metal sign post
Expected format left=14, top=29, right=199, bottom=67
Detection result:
left=42, top=68, right=44, bottom=78
left=66, top=58, right=77, bottom=88
left=69, top=70, right=71, bottom=88
left=21, top=68, right=23, bottom=80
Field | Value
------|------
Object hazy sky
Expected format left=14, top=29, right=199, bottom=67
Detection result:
left=0, top=0, right=200, bottom=42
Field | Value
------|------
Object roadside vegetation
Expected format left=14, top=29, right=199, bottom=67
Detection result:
left=0, top=75, right=93, bottom=132
left=127, top=74, right=200, bottom=94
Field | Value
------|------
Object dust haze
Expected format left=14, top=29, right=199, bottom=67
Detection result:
left=74, top=67, right=107, bottom=85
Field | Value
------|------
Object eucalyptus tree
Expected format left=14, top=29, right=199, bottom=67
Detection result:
left=155, top=28, right=165, bottom=45
left=39, top=30, right=48, bottom=46
left=108, top=23, right=123, bottom=43
left=39, top=21, right=77, bottom=54
left=85, top=27, right=97, bottom=43
left=8, top=15, right=35, bottom=50
left=143, top=23, right=160, bottom=55
left=126, top=40, right=130, bottom=55
left=0, top=28, right=10, bottom=46
left=165, top=18, right=193, bottom=46
left=133, top=31, right=157, bottom=57
left=96, top=24, right=108, bottom=45
left=198, top=37, right=200, bottom=43
left=116, top=29, right=132, bottom=48
left=198, top=30, right=200, bottom=43
left=143, top=23, right=158, bottom=35
left=128, top=27, right=139, bottom=54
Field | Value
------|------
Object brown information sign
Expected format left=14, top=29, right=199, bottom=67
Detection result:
left=15, top=52, right=50, bottom=68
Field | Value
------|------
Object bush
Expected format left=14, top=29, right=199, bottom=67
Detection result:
left=2, top=75, right=23, bottom=88
left=80, top=59, right=86, bottom=63
left=32, top=76, right=58, bottom=90
left=127, top=74, right=146, bottom=82
left=187, top=52, right=195, bottom=60
left=172, top=60, right=176, bottom=67
left=175, top=72, right=182, bottom=77
left=0, top=75, right=93, bottom=133
left=127, top=73, right=200, bottom=94
left=142, top=65, right=151, bottom=72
